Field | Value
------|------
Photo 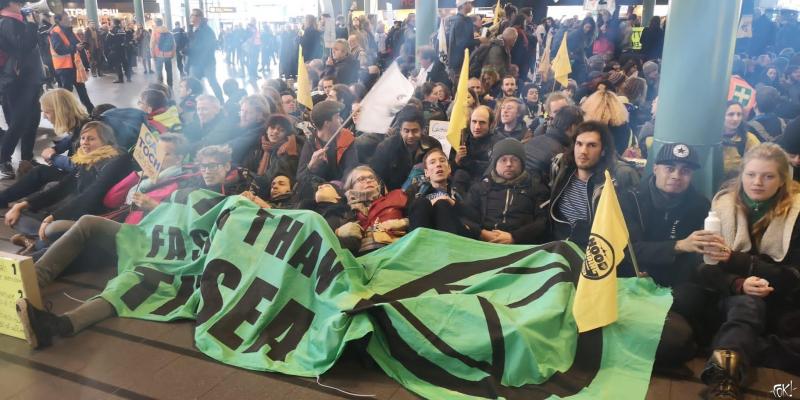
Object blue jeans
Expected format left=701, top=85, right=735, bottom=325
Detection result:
left=155, top=57, right=173, bottom=87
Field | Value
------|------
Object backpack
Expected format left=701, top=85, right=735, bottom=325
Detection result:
left=157, top=31, right=175, bottom=53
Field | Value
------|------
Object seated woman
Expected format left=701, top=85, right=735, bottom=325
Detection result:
left=407, top=148, right=471, bottom=237
left=0, top=89, right=89, bottom=208
left=335, top=166, right=408, bottom=255
left=4, top=121, right=134, bottom=250
left=242, top=114, right=303, bottom=184
left=721, top=100, right=760, bottom=180
left=14, top=146, right=271, bottom=349
left=139, top=89, right=182, bottom=134
left=177, top=76, right=204, bottom=123
left=102, top=134, right=196, bottom=224
left=699, top=143, right=800, bottom=398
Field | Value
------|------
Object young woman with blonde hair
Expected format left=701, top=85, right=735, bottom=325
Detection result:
left=580, top=86, right=631, bottom=155
left=699, top=143, right=800, bottom=398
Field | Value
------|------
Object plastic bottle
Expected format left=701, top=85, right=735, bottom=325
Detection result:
left=704, top=211, right=722, bottom=265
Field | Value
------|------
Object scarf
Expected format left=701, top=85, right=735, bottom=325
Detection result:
left=490, top=170, right=529, bottom=186
left=648, top=176, right=688, bottom=211
left=0, top=10, right=23, bottom=22
left=256, top=135, right=299, bottom=176
left=70, top=145, right=119, bottom=167
left=346, top=188, right=380, bottom=216
left=742, top=190, right=776, bottom=226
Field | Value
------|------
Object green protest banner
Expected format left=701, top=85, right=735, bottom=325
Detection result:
left=99, top=189, right=671, bottom=399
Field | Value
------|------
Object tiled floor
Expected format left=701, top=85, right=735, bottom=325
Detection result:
left=0, top=59, right=796, bottom=400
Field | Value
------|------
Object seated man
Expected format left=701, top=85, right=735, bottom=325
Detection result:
left=182, top=95, right=225, bottom=142
left=297, top=100, right=358, bottom=195
left=450, top=105, right=497, bottom=195
left=267, top=174, right=295, bottom=209
left=370, top=107, right=441, bottom=191
left=14, top=145, right=269, bottom=349
left=548, top=121, right=640, bottom=248
left=462, top=138, right=549, bottom=244
left=407, top=148, right=471, bottom=237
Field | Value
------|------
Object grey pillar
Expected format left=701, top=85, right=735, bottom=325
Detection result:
left=133, top=0, right=145, bottom=26
left=651, top=0, right=743, bottom=198
left=184, top=0, right=190, bottom=28
left=416, top=0, right=437, bottom=64
left=163, top=0, right=172, bottom=29
left=85, top=0, right=98, bottom=25
left=642, top=0, right=656, bottom=26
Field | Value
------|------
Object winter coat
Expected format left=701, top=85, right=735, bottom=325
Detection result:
left=462, top=170, right=550, bottom=244
left=449, top=130, right=497, bottom=183
left=103, top=168, right=199, bottom=224
left=241, top=134, right=304, bottom=183
left=524, top=124, right=571, bottom=177
left=632, top=176, right=710, bottom=286
left=447, top=13, right=478, bottom=72
left=0, top=14, right=43, bottom=87
left=324, top=54, right=360, bottom=85
left=297, top=129, right=359, bottom=188
left=299, top=27, right=323, bottom=61
left=187, top=21, right=217, bottom=69
left=151, top=25, right=175, bottom=58
left=369, top=134, right=442, bottom=191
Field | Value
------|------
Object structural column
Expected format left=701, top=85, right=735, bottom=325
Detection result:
left=163, top=0, right=172, bottom=29
left=184, top=0, right=190, bottom=28
left=642, top=0, right=656, bottom=25
left=416, top=0, right=437, bottom=62
left=651, top=0, right=743, bottom=198
left=86, top=0, right=98, bottom=25
left=133, top=0, right=145, bottom=26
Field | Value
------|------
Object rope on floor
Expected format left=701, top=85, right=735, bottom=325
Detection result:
left=315, top=375, right=376, bottom=398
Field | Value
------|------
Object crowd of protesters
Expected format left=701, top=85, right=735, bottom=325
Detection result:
left=1, top=0, right=799, bottom=398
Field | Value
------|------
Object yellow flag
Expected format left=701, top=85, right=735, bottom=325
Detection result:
left=551, top=32, right=572, bottom=88
left=296, top=46, right=313, bottom=110
left=572, top=170, right=628, bottom=333
left=446, top=48, right=470, bottom=149
left=492, top=0, right=502, bottom=27
left=538, top=32, right=552, bottom=80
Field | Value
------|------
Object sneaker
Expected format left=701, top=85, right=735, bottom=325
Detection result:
left=0, top=162, right=14, bottom=180
left=15, top=298, right=61, bottom=349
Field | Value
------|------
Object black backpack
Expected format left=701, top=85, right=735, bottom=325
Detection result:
left=157, top=31, right=175, bottom=53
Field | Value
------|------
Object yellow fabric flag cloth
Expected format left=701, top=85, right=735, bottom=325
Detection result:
left=552, top=32, right=572, bottom=88
left=446, top=48, right=470, bottom=149
left=296, top=46, right=314, bottom=110
left=572, top=170, right=628, bottom=332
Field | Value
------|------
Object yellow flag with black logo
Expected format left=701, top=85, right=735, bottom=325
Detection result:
left=296, top=46, right=314, bottom=110
left=572, top=170, right=628, bottom=332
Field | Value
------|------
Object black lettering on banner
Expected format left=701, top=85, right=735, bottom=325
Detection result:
left=244, top=208, right=274, bottom=245
left=244, top=299, right=315, bottom=362
left=152, top=276, right=196, bottom=316
left=288, top=231, right=322, bottom=277
left=208, top=277, right=278, bottom=350
left=265, top=216, right=304, bottom=259
left=172, top=189, right=191, bottom=205
left=215, top=208, right=233, bottom=230
left=314, top=249, right=343, bottom=294
left=165, top=227, right=187, bottom=260
left=193, top=195, right=226, bottom=215
left=147, top=225, right=165, bottom=258
left=197, top=259, right=242, bottom=325
left=190, top=230, right=210, bottom=260
left=120, top=266, right=174, bottom=310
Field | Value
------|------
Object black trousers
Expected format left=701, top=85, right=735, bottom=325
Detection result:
left=656, top=282, right=718, bottom=366
left=0, top=165, right=66, bottom=207
left=712, top=295, right=767, bottom=368
left=55, top=68, right=94, bottom=114
left=408, top=197, right=470, bottom=237
left=0, top=82, right=40, bottom=163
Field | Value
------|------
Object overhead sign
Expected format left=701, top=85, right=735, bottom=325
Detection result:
left=65, top=8, right=120, bottom=17
left=208, top=6, right=236, bottom=13
left=0, top=253, right=42, bottom=340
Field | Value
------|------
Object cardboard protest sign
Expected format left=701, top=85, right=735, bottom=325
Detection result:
left=0, top=253, right=42, bottom=340
left=132, top=124, right=164, bottom=182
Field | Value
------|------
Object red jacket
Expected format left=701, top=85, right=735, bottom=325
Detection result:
left=356, top=189, right=407, bottom=230
left=103, top=170, right=199, bottom=224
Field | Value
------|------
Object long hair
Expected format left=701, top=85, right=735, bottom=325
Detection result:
left=81, top=121, right=117, bottom=147
left=581, top=87, right=629, bottom=127
left=720, top=143, right=800, bottom=247
left=40, top=89, right=89, bottom=134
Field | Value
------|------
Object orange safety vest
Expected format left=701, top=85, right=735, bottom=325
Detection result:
left=50, top=26, right=74, bottom=70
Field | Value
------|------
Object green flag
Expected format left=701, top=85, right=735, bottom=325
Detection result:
left=99, top=189, right=672, bottom=399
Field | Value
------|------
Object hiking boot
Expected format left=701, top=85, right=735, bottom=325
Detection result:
left=15, top=299, right=72, bottom=349
left=16, top=160, right=39, bottom=178
left=0, top=162, right=14, bottom=180
left=701, top=349, right=743, bottom=400
left=10, top=233, right=36, bottom=255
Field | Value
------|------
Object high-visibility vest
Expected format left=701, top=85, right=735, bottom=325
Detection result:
left=50, top=26, right=74, bottom=70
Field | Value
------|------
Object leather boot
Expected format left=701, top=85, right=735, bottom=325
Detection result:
left=701, top=349, right=744, bottom=400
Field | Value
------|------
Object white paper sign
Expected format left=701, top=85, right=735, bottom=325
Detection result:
left=428, top=120, right=452, bottom=157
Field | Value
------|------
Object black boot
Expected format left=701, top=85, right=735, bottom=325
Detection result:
left=15, top=298, right=73, bottom=349
left=701, top=349, right=744, bottom=400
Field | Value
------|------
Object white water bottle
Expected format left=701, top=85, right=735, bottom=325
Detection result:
left=703, top=211, right=722, bottom=265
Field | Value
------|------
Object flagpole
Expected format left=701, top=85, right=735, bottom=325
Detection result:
left=322, top=110, right=356, bottom=151
left=626, top=237, right=642, bottom=277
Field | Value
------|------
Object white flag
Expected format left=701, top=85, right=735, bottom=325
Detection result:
left=438, top=18, right=448, bottom=57
left=356, top=62, right=415, bottom=134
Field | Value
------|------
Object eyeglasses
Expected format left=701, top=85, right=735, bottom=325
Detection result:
left=198, top=163, right=223, bottom=171
left=354, top=175, right=376, bottom=183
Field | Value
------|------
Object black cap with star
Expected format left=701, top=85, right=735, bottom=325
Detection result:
left=655, top=142, right=701, bottom=170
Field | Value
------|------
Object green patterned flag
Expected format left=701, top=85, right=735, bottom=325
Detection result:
left=100, top=189, right=672, bottom=399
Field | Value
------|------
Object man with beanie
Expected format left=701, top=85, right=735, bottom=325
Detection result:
left=297, top=100, right=359, bottom=196
left=777, top=117, right=800, bottom=181
left=634, top=143, right=725, bottom=376
left=462, top=138, right=549, bottom=244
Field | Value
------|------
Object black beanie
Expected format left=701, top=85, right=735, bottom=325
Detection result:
left=778, top=117, right=800, bottom=155
left=489, top=138, right=526, bottom=171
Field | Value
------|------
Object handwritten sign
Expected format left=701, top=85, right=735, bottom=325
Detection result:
left=0, top=253, right=42, bottom=340
left=133, top=124, right=164, bottom=182
left=428, top=120, right=451, bottom=156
